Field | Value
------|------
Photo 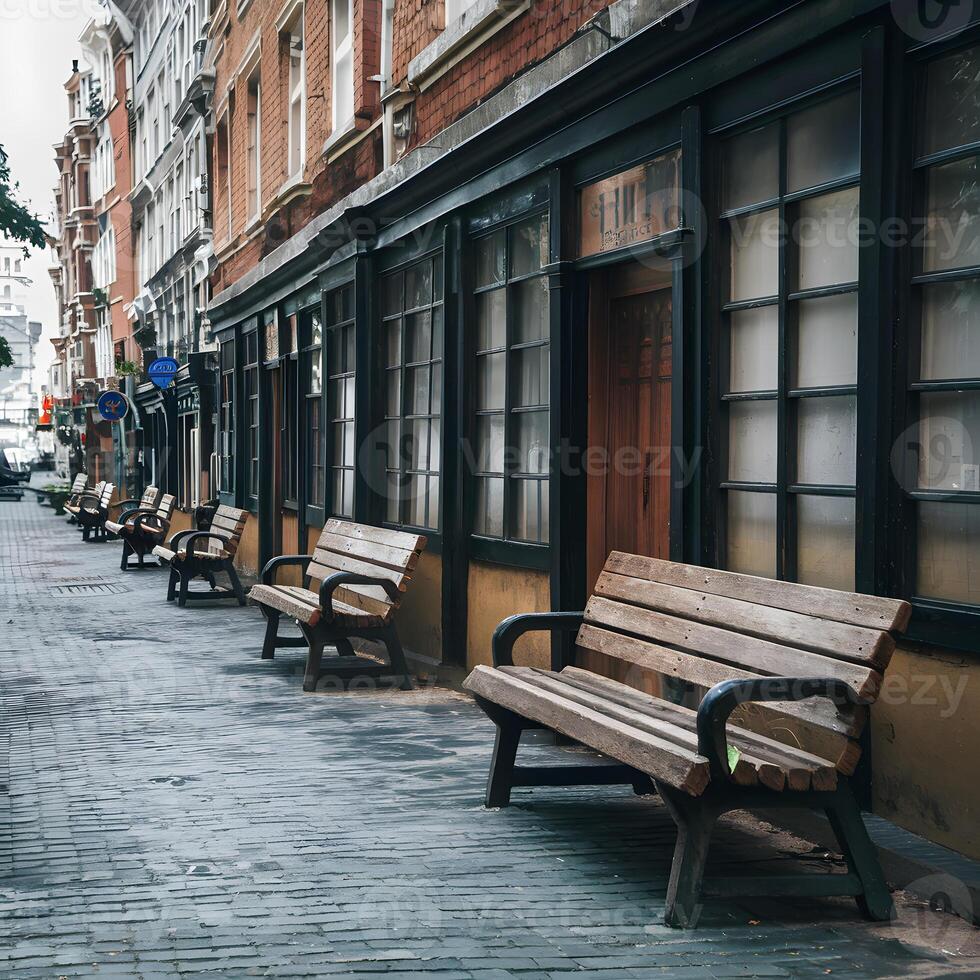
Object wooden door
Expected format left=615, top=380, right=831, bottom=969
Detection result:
left=587, top=278, right=672, bottom=590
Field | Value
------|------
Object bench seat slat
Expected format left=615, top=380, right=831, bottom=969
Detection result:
left=555, top=666, right=849, bottom=784
left=585, top=596, right=882, bottom=702
left=465, top=665, right=711, bottom=796
left=604, top=552, right=911, bottom=633
left=249, top=583, right=388, bottom=627
left=595, top=571, right=895, bottom=669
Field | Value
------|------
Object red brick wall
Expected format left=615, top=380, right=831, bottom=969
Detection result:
left=211, top=0, right=612, bottom=298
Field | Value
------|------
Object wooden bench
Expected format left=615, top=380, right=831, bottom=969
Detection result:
left=74, top=482, right=115, bottom=542
left=106, top=485, right=160, bottom=534
left=110, top=492, right=176, bottom=570
left=63, top=474, right=89, bottom=521
left=464, top=552, right=911, bottom=928
left=248, top=519, right=427, bottom=693
left=152, top=504, right=250, bottom=606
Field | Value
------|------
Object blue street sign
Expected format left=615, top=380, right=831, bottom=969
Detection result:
left=97, top=390, right=129, bottom=422
left=147, top=356, right=179, bottom=390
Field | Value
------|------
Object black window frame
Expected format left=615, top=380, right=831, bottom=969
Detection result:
left=243, top=328, right=260, bottom=512
left=218, top=337, right=236, bottom=500
left=301, top=304, right=325, bottom=522
left=713, top=84, right=862, bottom=588
left=324, top=280, right=356, bottom=520
left=467, top=206, right=552, bottom=562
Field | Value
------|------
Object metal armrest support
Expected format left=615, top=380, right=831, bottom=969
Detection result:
left=121, top=507, right=157, bottom=525
left=133, top=513, right=167, bottom=536
left=491, top=611, right=585, bottom=668
left=181, top=531, right=233, bottom=559
left=261, top=554, right=313, bottom=584
left=318, top=572, right=399, bottom=623
left=696, top=677, right=864, bottom=780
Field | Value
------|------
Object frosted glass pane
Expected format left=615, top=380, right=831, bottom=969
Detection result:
left=477, top=288, right=506, bottom=352
left=513, top=277, right=549, bottom=343
left=511, top=478, right=549, bottom=544
left=729, top=305, right=778, bottom=393
left=922, top=280, right=980, bottom=380
left=797, top=395, right=856, bottom=486
left=727, top=491, right=776, bottom=577
left=477, top=352, right=505, bottom=410
left=917, top=502, right=980, bottom=604
left=730, top=209, right=779, bottom=301
left=476, top=415, right=504, bottom=473
left=474, top=477, right=504, bottom=537
left=724, top=123, right=779, bottom=210
left=797, top=187, right=859, bottom=290
left=510, top=213, right=549, bottom=277
left=514, top=347, right=549, bottom=408
left=795, top=293, right=857, bottom=388
left=920, top=45, right=980, bottom=156
left=728, top=400, right=777, bottom=483
left=475, top=230, right=506, bottom=287
left=917, top=391, right=980, bottom=492
left=924, top=156, right=980, bottom=273
left=516, top=410, right=549, bottom=474
left=787, top=91, right=860, bottom=194
left=796, top=494, right=855, bottom=590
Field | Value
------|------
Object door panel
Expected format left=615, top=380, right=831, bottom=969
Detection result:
left=587, top=274, right=672, bottom=590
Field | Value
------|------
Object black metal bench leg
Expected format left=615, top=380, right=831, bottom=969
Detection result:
left=658, top=783, right=719, bottom=929
left=261, top=609, right=280, bottom=659
left=825, top=783, right=894, bottom=922
left=177, top=569, right=189, bottom=607
left=486, top=720, right=523, bottom=808
left=120, top=538, right=132, bottom=571
left=227, top=564, right=246, bottom=606
left=303, top=639, right=326, bottom=693
left=383, top=625, right=413, bottom=691
left=166, top=567, right=178, bottom=601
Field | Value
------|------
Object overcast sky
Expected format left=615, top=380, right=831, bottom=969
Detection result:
left=1, top=0, right=103, bottom=389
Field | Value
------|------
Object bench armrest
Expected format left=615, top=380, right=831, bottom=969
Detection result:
left=318, top=572, right=399, bottom=624
left=261, top=554, right=313, bottom=584
left=180, top=530, right=233, bottom=559
left=492, top=612, right=585, bottom=668
left=121, top=506, right=157, bottom=524
left=134, top=513, right=168, bottom=536
left=696, top=677, right=863, bottom=781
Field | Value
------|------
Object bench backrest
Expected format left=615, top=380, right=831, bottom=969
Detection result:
left=201, top=504, right=249, bottom=556
left=97, top=482, right=114, bottom=511
left=70, top=474, right=87, bottom=494
left=155, top=493, right=175, bottom=521
left=577, top=552, right=911, bottom=758
left=306, top=519, right=427, bottom=620
left=137, top=486, right=159, bottom=508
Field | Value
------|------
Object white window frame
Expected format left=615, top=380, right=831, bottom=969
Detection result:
left=331, top=0, right=354, bottom=133
left=246, top=70, right=262, bottom=221
left=285, top=9, right=306, bottom=179
left=380, top=0, right=394, bottom=91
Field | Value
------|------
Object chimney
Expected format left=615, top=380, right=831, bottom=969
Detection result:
left=72, top=59, right=79, bottom=72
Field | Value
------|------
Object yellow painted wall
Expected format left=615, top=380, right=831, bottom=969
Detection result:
left=871, top=643, right=980, bottom=860
left=169, top=510, right=193, bottom=536
left=396, top=551, right=443, bottom=660
left=466, top=561, right=551, bottom=669
left=236, top=512, right=261, bottom=577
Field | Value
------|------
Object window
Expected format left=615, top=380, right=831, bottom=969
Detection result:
left=244, top=331, right=260, bottom=507
left=908, top=43, right=980, bottom=606
left=382, top=255, right=444, bottom=529
left=302, top=307, right=324, bottom=509
left=219, top=339, right=235, bottom=495
left=380, top=0, right=394, bottom=91
left=286, top=13, right=306, bottom=178
left=325, top=282, right=355, bottom=517
left=217, top=108, right=232, bottom=238
left=281, top=316, right=299, bottom=505
left=471, top=213, right=551, bottom=544
left=246, top=71, right=261, bottom=221
left=331, top=0, right=353, bottom=131
left=718, top=89, right=860, bottom=588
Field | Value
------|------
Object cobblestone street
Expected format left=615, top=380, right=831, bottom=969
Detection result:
left=1, top=492, right=978, bottom=978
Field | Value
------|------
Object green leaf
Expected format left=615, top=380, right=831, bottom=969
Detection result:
left=727, top=744, right=741, bottom=773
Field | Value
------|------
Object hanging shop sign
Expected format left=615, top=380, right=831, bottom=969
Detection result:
left=578, top=148, right=682, bottom=257
left=147, top=356, right=180, bottom=389
left=97, top=390, right=130, bottom=423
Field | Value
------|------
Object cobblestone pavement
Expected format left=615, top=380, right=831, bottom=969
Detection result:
left=1, top=491, right=978, bottom=978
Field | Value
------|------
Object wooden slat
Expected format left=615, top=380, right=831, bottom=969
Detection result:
left=215, top=505, right=249, bottom=523
left=322, top=518, right=426, bottom=554
left=248, top=584, right=389, bottom=627
left=315, top=530, right=422, bottom=573
left=501, top=667, right=765, bottom=788
left=595, top=572, right=894, bottom=669
left=558, top=667, right=844, bottom=786
left=604, top=552, right=911, bottom=633
left=464, top=665, right=710, bottom=796
left=584, top=596, right=882, bottom=701
left=309, top=548, right=409, bottom=590
left=156, top=494, right=175, bottom=518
